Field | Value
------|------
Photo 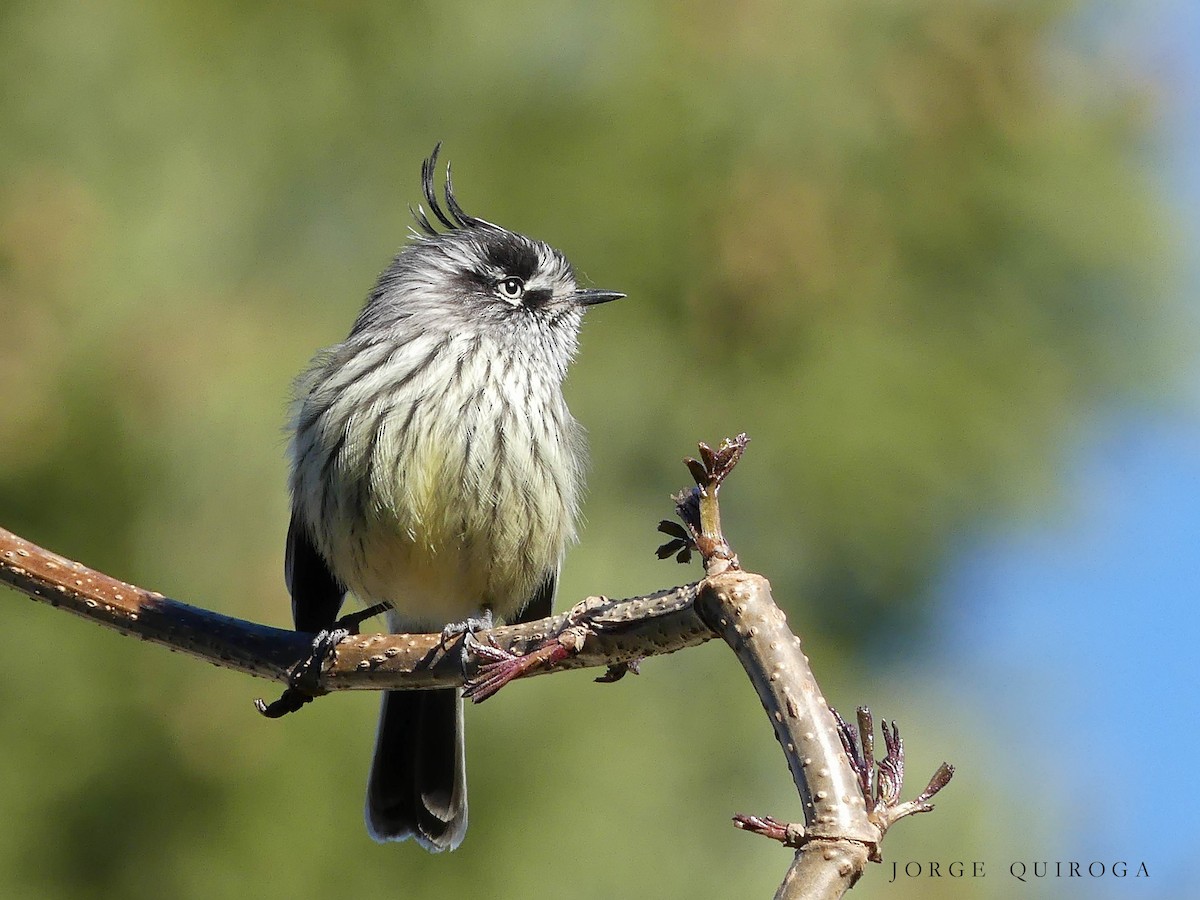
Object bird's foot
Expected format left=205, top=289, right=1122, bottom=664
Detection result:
left=254, top=627, right=349, bottom=718
left=594, top=657, right=642, bottom=683
left=437, top=609, right=495, bottom=650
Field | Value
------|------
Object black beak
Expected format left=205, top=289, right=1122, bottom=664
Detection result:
left=574, top=289, right=626, bottom=306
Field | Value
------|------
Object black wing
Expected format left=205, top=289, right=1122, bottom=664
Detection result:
left=511, top=567, right=557, bottom=625
left=285, top=511, right=346, bottom=633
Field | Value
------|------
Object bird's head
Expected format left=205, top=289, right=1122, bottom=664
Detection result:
left=352, top=144, right=624, bottom=351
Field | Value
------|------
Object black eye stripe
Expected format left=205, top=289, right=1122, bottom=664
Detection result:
left=521, top=288, right=552, bottom=309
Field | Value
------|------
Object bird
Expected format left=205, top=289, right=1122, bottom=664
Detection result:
left=284, top=143, right=624, bottom=851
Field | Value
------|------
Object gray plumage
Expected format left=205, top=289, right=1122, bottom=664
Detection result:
left=285, top=145, right=623, bottom=851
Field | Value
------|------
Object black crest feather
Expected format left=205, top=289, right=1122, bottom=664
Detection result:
left=410, top=142, right=489, bottom=236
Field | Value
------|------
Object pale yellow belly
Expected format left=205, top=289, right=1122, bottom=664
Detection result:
left=293, top=330, right=585, bottom=629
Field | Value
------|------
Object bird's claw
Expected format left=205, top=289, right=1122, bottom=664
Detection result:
left=595, top=657, right=641, bottom=683
left=254, top=627, right=349, bottom=718
left=439, top=610, right=495, bottom=650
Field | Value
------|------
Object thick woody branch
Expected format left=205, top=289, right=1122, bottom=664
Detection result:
left=696, top=572, right=879, bottom=898
left=0, top=525, right=712, bottom=690
left=773, top=843, right=873, bottom=900
left=696, top=572, right=880, bottom=847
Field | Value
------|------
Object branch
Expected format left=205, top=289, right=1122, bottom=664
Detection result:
left=672, top=436, right=953, bottom=898
left=0, top=525, right=711, bottom=691
left=698, top=572, right=880, bottom=838
left=0, top=434, right=953, bottom=899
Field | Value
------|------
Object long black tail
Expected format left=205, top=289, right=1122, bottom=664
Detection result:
left=365, top=688, right=467, bottom=851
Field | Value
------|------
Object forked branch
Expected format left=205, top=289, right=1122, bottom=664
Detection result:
left=0, top=435, right=952, bottom=899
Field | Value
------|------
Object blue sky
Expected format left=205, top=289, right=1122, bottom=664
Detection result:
left=931, top=2, right=1200, bottom=893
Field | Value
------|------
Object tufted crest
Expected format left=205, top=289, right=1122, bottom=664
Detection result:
left=411, top=142, right=497, bottom=236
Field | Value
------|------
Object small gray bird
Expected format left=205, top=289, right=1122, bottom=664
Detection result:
left=285, top=144, right=624, bottom=851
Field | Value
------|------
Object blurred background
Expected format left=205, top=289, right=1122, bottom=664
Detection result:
left=0, top=0, right=1195, bottom=897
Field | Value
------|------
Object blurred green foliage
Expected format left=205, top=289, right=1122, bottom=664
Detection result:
left=0, top=0, right=1179, bottom=898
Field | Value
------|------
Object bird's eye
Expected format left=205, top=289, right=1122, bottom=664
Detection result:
left=496, top=277, right=525, bottom=301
